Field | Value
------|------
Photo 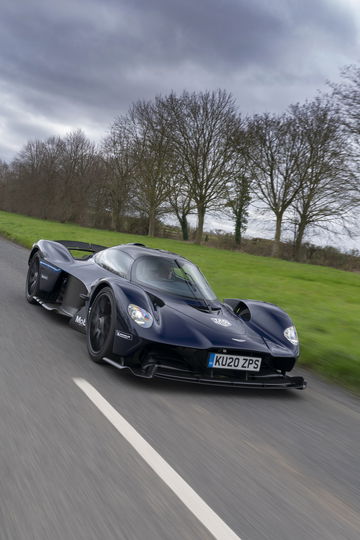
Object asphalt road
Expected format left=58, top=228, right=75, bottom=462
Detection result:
left=0, top=236, right=359, bottom=540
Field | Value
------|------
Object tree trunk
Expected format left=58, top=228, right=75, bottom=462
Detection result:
left=234, top=214, right=242, bottom=246
left=180, top=213, right=189, bottom=241
left=272, top=214, right=283, bottom=257
left=293, top=220, right=307, bottom=261
left=195, top=207, right=205, bottom=244
left=148, top=208, right=156, bottom=236
left=112, top=205, right=122, bottom=231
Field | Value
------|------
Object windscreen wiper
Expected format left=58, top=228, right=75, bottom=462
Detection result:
left=181, top=268, right=212, bottom=313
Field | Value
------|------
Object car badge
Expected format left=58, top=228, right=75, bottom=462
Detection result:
left=116, top=330, right=133, bottom=340
left=211, top=318, right=232, bottom=327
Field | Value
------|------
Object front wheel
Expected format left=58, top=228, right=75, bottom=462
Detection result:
left=86, top=287, right=116, bottom=363
left=26, top=254, right=40, bottom=304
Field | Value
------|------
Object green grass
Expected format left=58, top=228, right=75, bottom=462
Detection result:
left=1, top=210, right=359, bottom=393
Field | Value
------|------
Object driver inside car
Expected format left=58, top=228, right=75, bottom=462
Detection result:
left=144, top=258, right=176, bottom=281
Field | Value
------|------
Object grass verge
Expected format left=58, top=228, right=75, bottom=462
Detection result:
left=0, top=210, right=359, bottom=394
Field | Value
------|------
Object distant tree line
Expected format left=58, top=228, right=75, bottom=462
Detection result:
left=1, top=66, right=359, bottom=261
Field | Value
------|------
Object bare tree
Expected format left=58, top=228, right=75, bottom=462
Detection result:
left=225, top=173, right=251, bottom=246
left=163, top=90, right=240, bottom=244
left=331, top=65, right=360, bottom=138
left=289, top=98, right=355, bottom=260
left=58, top=130, right=100, bottom=223
left=102, top=115, right=137, bottom=231
left=40, top=137, right=64, bottom=220
left=129, top=98, right=173, bottom=236
left=166, top=150, right=196, bottom=241
left=331, top=64, right=360, bottom=202
left=247, top=113, right=305, bottom=257
left=0, top=160, right=10, bottom=210
left=168, top=172, right=195, bottom=240
left=225, top=125, right=253, bottom=246
left=85, top=154, right=108, bottom=228
left=13, top=139, right=52, bottom=217
left=6, top=132, right=102, bottom=225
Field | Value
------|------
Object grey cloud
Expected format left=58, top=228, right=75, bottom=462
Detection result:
left=0, top=0, right=359, bottom=160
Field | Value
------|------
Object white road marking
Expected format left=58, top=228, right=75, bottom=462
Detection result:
left=73, top=377, right=241, bottom=540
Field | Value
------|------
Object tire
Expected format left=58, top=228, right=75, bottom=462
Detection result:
left=26, top=254, right=40, bottom=304
left=86, top=287, right=116, bottom=363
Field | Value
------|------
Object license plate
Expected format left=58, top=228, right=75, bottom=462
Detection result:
left=208, top=352, right=261, bottom=371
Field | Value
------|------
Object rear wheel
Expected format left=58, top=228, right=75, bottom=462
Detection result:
left=87, top=287, right=116, bottom=363
left=26, top=254, right=40, bottom=304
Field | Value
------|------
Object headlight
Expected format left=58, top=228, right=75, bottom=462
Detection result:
left=128, top=304, right=153, bottom=328
left=284, top=325, right=298, bottom=345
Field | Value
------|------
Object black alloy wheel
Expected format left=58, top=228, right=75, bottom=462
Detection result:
left=26, top=254, right=40, bottom=304
left=87, top=287, right=116, bottom=363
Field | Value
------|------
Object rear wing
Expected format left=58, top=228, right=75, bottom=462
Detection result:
left=55, top=240, right=107, bottom=254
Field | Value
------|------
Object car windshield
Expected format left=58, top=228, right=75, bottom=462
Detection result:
left=132, top=256, right=217, bottom=301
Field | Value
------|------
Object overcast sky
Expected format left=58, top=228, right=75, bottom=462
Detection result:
left=1, top=0, right=359, bottom=162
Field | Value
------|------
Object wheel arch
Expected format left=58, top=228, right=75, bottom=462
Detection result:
left=88, top=280, right=132, bottom=335
left=28, top=240, right=74, bottom=266
left=28, top=245, right=42, bottom=265
left=88, top=278, right=154, bottom=339
left=89, top=280, right=113, bottom=307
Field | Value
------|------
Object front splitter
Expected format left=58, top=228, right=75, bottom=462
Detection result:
left=153, top=372, right=307, bottom=389
left=102, top=358, right=306, bottom=389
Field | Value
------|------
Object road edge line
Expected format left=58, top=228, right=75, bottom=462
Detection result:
left=73, top=377, right=241, bottom=540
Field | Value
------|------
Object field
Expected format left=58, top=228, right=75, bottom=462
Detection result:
left=0, top=210, right=359, bottom=393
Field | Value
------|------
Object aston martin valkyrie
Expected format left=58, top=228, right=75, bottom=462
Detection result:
left=26, top=240, right=306, bottom=389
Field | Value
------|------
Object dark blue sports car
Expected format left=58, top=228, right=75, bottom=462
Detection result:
left=26, top=240, right=306, bottom=389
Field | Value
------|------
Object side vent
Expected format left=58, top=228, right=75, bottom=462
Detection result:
left=147, top=292, right=165, bottom=309
left=235, top=302, right=251, bottom=321
left=224, top=299, right=251, bottom=321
